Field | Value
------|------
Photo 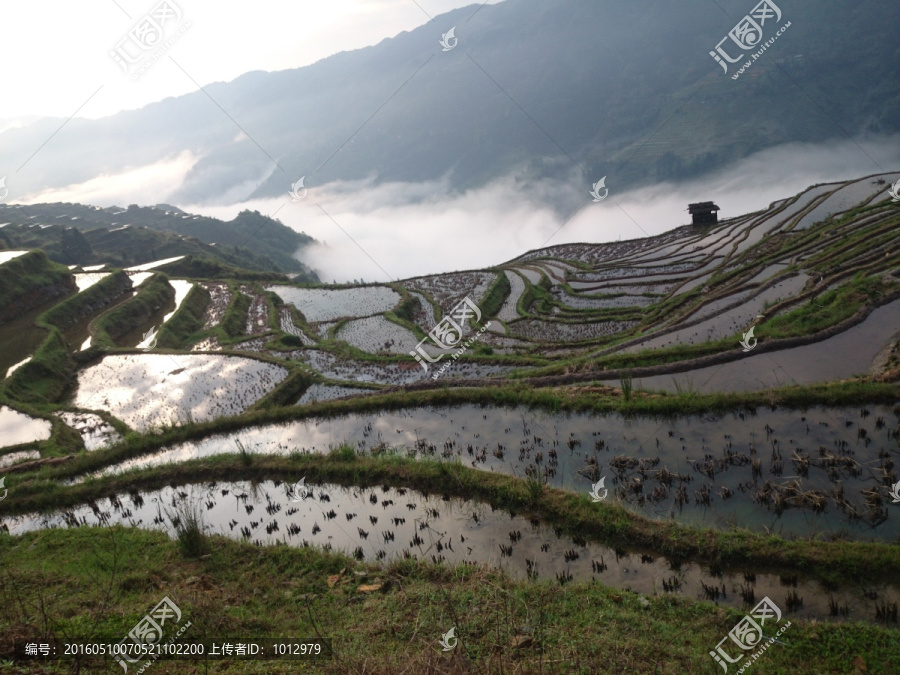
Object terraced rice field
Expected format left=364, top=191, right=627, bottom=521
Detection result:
left=296, top=384, right=368, bottom=404
left=71, top=354, right=288, bottom=431
left=510, top=318, right=639, bottom=342
left=55, top=411, right=121, bottom=451
left=4, top=479, right=896, bottom=623
left=497, top=270, right=526, bottom=322
left=2, top=176, right=899, bottom=665
left=66, top=402, right=900, bottom=542
left=162, top=280, right=194, bottom=323
left=608, top=299, right=900, bottom=393
left=73, top=272, right=111, bottom=292
left=126, top=271, right=153, bottom=286
left=278, top=307, right=315, bottom=345
left=287, top=349, right=514, bottom=385
left=0, top=250, right=28, bottom=264
left=406, top=290, right=437, bottom=330
left=336, top=315, right=419, bottom=355
left=0, top=405, right=52, bottom=448
left=552, top=289, right=656, bottom=310
left=0, top=449, right=40, bottom=469
left=241, top=284, right=269, bottom=334
left=623, top=274, right=811, bottom=351
left=793, top=175, right=900, bottom=230
left=124, top=255, right=185, bottom=271
left=268, top=285, right=401, bottom=322
left=405, top=271, right=496, bottom=310
left=200, top=282, right=232, bottom=328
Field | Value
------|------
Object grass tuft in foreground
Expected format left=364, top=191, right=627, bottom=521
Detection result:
left=165, top=494, right=210, bottom=558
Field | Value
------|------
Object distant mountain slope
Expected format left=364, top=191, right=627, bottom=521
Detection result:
left=1, top=0, right=897, bottom=206
left=0, top=202, right=319, bottom=280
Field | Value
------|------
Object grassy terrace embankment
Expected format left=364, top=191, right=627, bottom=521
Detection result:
left=91, top=273, right=175, bottom=347
left=221, top=289, right=252, bottom=338
left=1, top=511, right=898, bottom=673
left=38, top=270, right=133, bottom=331
left=157, top=282, right=212, bottom=349
left=0, top=250, right=76, bottom=323
left=1, top=329, right=75, bottom=404
left=151, top=254, right=295, bottom=282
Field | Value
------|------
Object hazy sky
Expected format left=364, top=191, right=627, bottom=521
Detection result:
left=0, top=0, right=499, bottom=123
left=4, top=0, right=898, bottom=283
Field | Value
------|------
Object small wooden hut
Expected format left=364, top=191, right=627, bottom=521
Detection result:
left=688, top=202, right=720, bottom=225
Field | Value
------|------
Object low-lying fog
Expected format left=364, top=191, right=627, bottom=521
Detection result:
left=19, top=136, right=900, bottom=282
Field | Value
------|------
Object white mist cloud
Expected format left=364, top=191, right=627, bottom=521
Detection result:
left=18, top=151, right=200, bottom=207
left=188, top=135, right=900, bottom=282
left=25, top=134, right=897, bottom=283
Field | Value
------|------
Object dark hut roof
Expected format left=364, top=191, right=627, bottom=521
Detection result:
left=687, top=202, right=720, bottom=214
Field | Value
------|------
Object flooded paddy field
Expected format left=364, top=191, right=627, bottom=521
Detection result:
left=268, top=285, right=401, bottom=322
left=337, top=315, right=418, bottom=355
left=73, top=272, right=111, bottom=292
left=406, top=290, right=437, bottom=330
left=611, top=299, right=900, bottom=393
left=0, top=405, right=52, bottom=449
left=509, top=318, right=638, bottom=342
left=282, top=349, right=515, bottom=385
left=55, top=412, right=122, bottom=450
left=124, top=255, right=185, bottom=271
left=622, top=274, right=811, bottom=352
left=793, top=175, right=899, bottom=231
left=78, top=404, right=900, bottom=542
left=553, top=290, right=656, bottom=311
left=278, top=307, right=315, bottom=345
left=4, top=480, right=896, bottom=624
left=0, top=250, right=29, bottom=264
left=199, top=282, right=232, bottom=329
left=163, top=279, right=194, bottom=323
left=240, top=284, right=269, bottom=335
left=497, top=270, right=526, bottom=322
left=71, top=353, right=288, bottom=431
left=405, top=271, right=496, bottom=309
left=296, top=384, right=371, bottom=404
left=0, top=449, right=41, bottom=469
